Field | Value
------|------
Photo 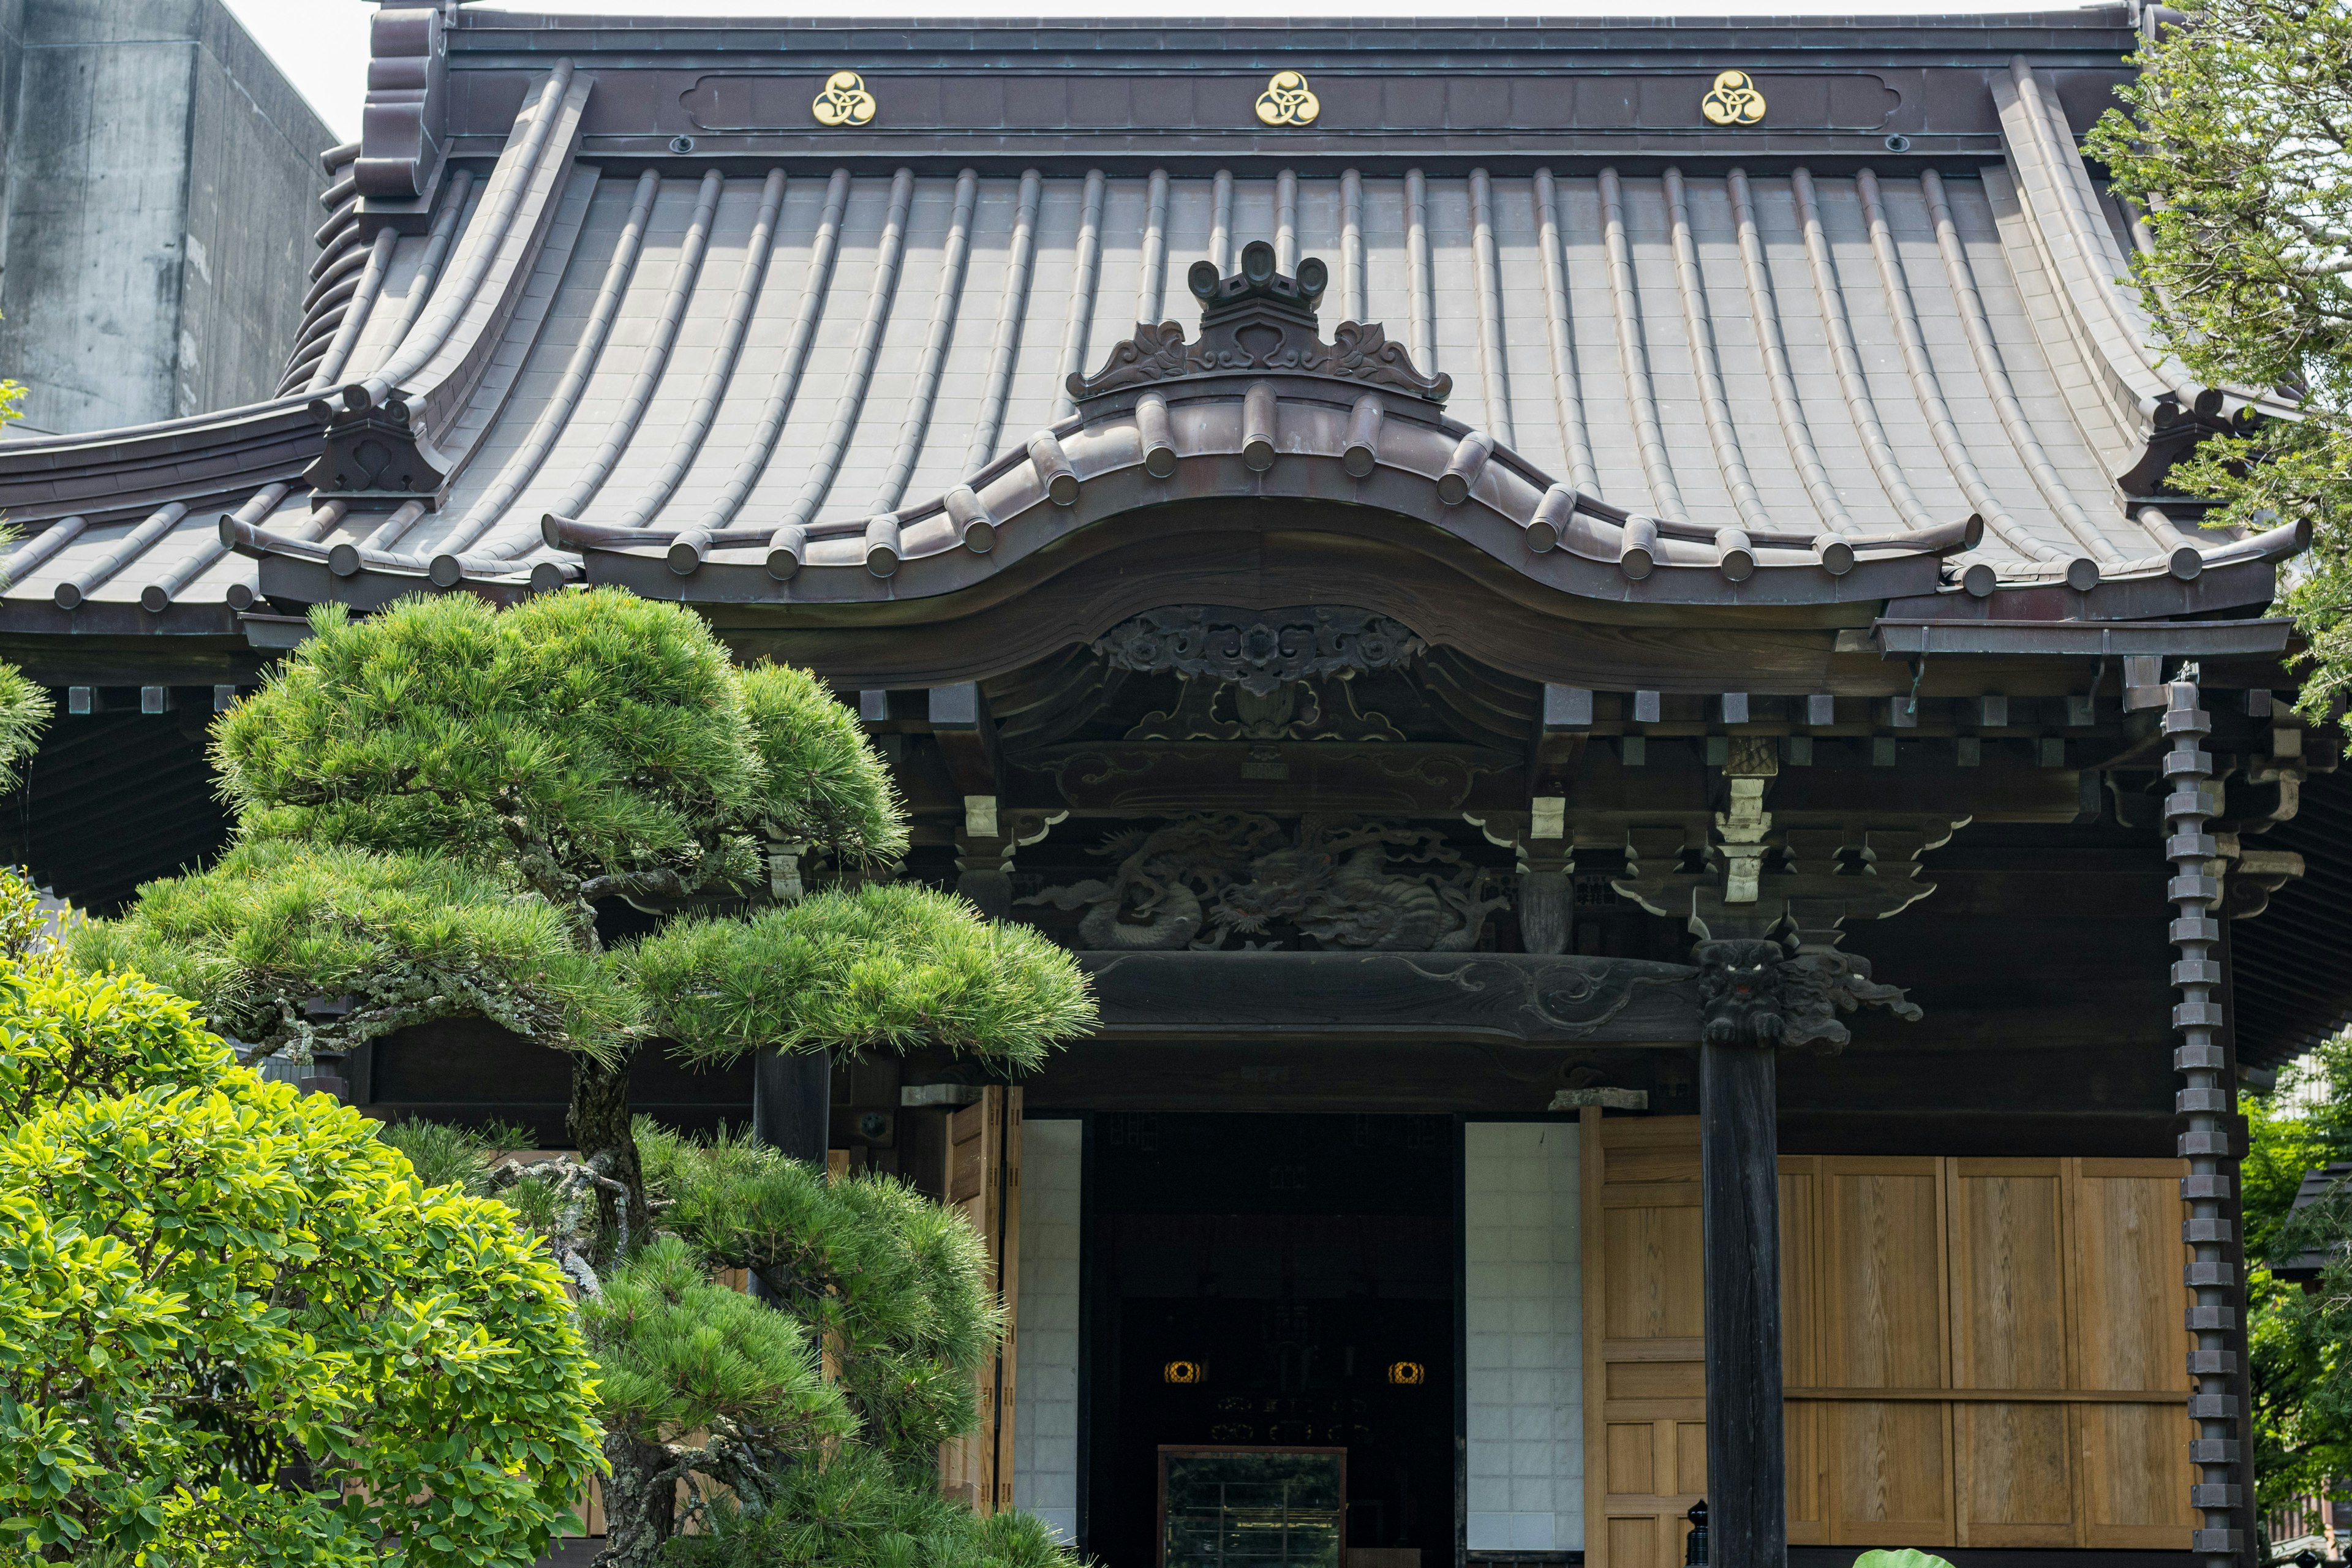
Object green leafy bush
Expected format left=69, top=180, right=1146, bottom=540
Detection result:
left=0, top=960, right=603, bottom=1566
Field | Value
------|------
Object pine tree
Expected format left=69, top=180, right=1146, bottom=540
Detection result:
left=71, top=587, right=1093, bottom=1250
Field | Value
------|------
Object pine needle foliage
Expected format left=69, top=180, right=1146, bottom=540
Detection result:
left=64, top=839, right=638, bottom=1066
left=0, top=961, right=603, bottom=1567
left=0, top=661, right=47, bottom=794
left=630, top=883, right=1096, bottom=1072
left=639, top=1125, right=999, bottom=1470
left=2086, top=0, right=2352, bottom=728
left=373, top=1115, right=534, bottom=1194
left=214, top=592, right=765, bottom=904
left=737, top=663, right=908, bottom=867
left=663, top=1443, right=1075, bottom=1568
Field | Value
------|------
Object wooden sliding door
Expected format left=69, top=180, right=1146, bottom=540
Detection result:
left=1581, top=1118, right=2197, bottom=1566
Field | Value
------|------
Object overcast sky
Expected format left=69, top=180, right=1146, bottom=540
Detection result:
left=222, top=0, right=2088, bottom=144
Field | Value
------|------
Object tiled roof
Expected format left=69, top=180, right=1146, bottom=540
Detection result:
left=0, top=48, right=2305, bottom=633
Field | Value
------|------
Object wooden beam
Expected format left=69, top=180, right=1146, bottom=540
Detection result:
left=1701, top=1038, right=1787, bottom=1568
left=754, top=1049, right=831, bottom=1169
left=1077, top=950, right=1700, bottom=1044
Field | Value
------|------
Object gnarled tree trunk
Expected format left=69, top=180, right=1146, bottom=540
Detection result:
left=594, top=1430, right=675, bottom=1568
left=568, top=1050, right=650, bottom=1257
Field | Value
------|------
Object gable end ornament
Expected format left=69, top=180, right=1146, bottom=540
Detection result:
left=1069, top=239, right=1450, bottom=403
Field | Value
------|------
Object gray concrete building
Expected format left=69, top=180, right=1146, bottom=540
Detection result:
left=0, top=0, right=333, bottom=434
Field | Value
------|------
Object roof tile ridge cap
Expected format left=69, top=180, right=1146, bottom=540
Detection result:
left=1662, top=165, right=1773, bottom=537
left=698, top=167, right=856, bottom=534
left=1853, top=166, right=2067, bottom=570
left=1468, top=168, right=1515, bottom=450
left=1978, top=156, right=2150, bottom=481
left=0, top=394, right=318, bottom=461
left=1789, top=165, right=1939, bottom=533
left=960, top=168, right=1044, bottom=476
left=352, top=59, right=581, bottom=412
left=873, top=168, right=983, bottom=516
left=1998, top=59, right=2177, bottom=413
left=613, top=167, right=794, bottom=532
left=1596, top=165, right=1687, bottom=522
left=544, top=168, right=726, bottom=527
left=778, top=167, right=919, bottom=533
left=1725, top=167, right=1853, bottom=537
left=437, top=168, right=665, bottom=561
left=1917, top=167, right=2121, bottom=565
left=2013, top=61, right=2215, bottom=409
left=1531, top=167, right=1600, bottom=496
left=397, top=80, right=597, bottom=425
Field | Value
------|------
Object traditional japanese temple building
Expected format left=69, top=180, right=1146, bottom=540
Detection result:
left=2, top=7, right=2347, bottom=1568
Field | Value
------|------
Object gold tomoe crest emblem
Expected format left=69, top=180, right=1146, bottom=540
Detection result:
left=1255, top=69, right=1320, bottom=127
left=813, top=70, right=877, bottom=127
left=1701, top=69, right=1766, bottom=126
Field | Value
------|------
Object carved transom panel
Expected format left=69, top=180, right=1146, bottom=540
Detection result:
left=1095, top=605, right=1425, bottom=697
left=1017, top=812, right=1508, bottom=952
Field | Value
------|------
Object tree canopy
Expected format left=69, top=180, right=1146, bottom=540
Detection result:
left=2240, top=1036, right=2352, bottom=1517
left=0, top=930, right=603, bottom=1567
left=2087, top=0, right=2352, bottom=726
left=81, top=587, right=1091, bottom=1252
left=573, top=1126, right=1069, bottom=1568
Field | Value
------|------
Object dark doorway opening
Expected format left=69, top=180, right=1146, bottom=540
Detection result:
left=1085, top=1113, right=1457, bottom=1567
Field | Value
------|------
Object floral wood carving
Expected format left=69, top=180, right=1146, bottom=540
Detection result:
left=1017, top=812, right=1508, bottom=952
left=1068, top=239, right=1452, bottom=402
left=1096, top=605, right=1425, bottom=697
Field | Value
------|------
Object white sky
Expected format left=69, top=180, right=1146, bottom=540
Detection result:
left=222, top=0, right=2089, bottom=145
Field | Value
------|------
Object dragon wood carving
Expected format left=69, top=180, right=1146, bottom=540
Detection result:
left=1017, top=812, right=1509, bottom=952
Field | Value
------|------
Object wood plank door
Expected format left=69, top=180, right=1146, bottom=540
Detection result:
left=2066, top=1158, right=2197, bottom=1548
left=1819, top=1157, right=1955, bottom=1545
left=1582, top=1111, right=1706, bottom=1568
left=940, top=1085, right=1022, bottom=1515
left=1947, top=1159, right=2076, bottom=1547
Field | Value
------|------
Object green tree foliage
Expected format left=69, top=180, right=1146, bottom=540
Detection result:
left=631, top=886, right=1094, bottom=1072
left=0, top=954, right=604, bottom=1567
left=2241, top=1036, right=2352, bottom=1512
left=577, top=1127, right=1069, bottom=1568
left=2087, top=0, right=2352, bottom=727
left=86, top=586, right=1085, bottom=1250
left=67, top=840, right=636, bottom=1068
left=662, top=1445, right=1072, bottom=1568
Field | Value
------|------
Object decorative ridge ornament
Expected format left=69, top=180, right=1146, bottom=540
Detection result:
left=1069, top=239, right=1451, bottom=402
left=813, top=70, right=877, bottom=127
left=1702, top=69, right=1767, bottom=126
left=1256, top=69, right=1320, bottom=126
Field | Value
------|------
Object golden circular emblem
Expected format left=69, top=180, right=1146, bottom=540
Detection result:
left=1701, top=69, right=1766, bottom=126
left=1255, top=69, right=1320, bottom=127
left=1387, top=1360, right=1427, bottom=1386
left=813, top=70, right=877, bottom=128
left=1163, top=1359, right=1205, bottom=1385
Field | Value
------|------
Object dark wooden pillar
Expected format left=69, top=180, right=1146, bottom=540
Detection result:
left=1697, top=943, right=1789, bottom=1568
left=753, top=1048, right=831, bottom=1169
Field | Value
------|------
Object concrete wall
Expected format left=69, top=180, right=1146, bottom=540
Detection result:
left=0, top=0, right=330, bottom=435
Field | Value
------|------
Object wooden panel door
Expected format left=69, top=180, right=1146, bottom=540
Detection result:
left=1779, top=1158, right=1827, bottom=1546
left=1820, top=1158, right=1954, bottom=1545
left=1948, top=1159, right=2075, bottom=1547
left=2068, top=1159, right=2196, bottom=1549
left=1583, top=1112, right=1705, bottom=1568
left=940, top=1086, right=1022, bottom=1515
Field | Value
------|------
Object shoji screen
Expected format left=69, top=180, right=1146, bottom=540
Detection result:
left=1465, top=1120, right=1586, bottom=1555
left=1011, top=1117, right=1082, bottom=1542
